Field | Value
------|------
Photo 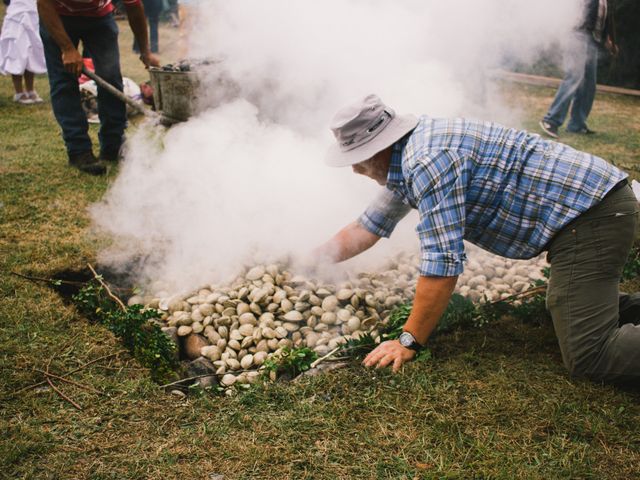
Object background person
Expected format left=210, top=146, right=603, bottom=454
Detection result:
left=0, top=0, right=46, bottom=104
left=165, top=0, right=178, bottom=28
left=539, top=0, right=618, bottom=138
left=318, top=94, right=640, bottom=385
left=37, top=0, right=160, bottom=175
left=133, top=0, right=162, bottom=54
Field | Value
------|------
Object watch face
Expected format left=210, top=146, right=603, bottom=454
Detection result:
left=399, top=332, right=414, bottom=347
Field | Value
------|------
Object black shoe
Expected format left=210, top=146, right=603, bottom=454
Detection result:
left=539, top=120, right=559, bottom=139
left=99, top=149, right=122, bottom=162
left=68, top=151, right=106, bottom=175
left=618, top=293, right=640, bottom=326
left=567, top=126, right=596, bottom=135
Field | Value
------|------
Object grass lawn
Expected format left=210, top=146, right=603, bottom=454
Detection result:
left=1, top=15, right=640, bottom=480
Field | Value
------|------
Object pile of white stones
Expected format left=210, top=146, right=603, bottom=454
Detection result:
left=131, top=244, right=548, bottom=386
left=454, top=244, right=548, bottom=302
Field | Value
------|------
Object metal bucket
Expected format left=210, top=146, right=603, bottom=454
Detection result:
left=149, top=68, right=200, bottom=125
left=149, top=63, right=239, bottom=125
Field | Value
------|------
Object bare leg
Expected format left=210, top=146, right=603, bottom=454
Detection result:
left=23, top=70, right=43, bottom=102
left=24, top=71, right=35, bottom=91
left=11, top=75, right=24, bottom=94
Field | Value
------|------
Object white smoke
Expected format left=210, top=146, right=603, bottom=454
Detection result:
left=91, top=0, right=580, bottom=292
left=189, top=0, right=580, bottom=126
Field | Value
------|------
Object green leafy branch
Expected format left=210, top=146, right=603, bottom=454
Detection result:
left=622, top=243, right=640, bottom=281
left=72, top=271, right=178, bottom=383
left=261, top=346, right=318, bottom=379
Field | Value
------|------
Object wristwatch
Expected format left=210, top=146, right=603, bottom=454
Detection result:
left=398, top=331, right=424, bottom=352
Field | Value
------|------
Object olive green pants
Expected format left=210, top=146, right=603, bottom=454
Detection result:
left=546, top=184, right=640, bottom=384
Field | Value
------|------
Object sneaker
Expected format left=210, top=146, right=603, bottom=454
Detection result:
left=567, top=126, right=596, bottom=135
left=68, top=151, right=107, bottom=176
left=539, top=120, right=559, bottom=139
left=13, top=92, right=34, bottom=105
left=27, top=91, right=44, bottom=103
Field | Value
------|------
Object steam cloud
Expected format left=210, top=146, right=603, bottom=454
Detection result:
left=91, top=0, right=581, bottom=293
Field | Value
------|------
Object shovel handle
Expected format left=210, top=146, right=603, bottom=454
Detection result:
left=81, top=67, right=152, bottom=118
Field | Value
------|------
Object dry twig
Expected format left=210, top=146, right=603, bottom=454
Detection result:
left=45, top=377, right=82, bottom=410
left=35, top=369, right=105, bottom=395
left=488, top=284, right=547, bottom=306
left=9, top=270, right=85, bottom=286
left=159, top=374, right=219, bottom=389
left=71, top=351, right=128, bottom=374
left=46, top=332, right=81, bottom=369
left=41, top=333, right=84, bottom=409
left=7, top=351, right=125, bottom=398
left=310, top=347, right=341, bottom=369
left=6, top=266, right=130, bottom=407
left=158, top=369, right=262, bottom=389
left=87, top=263, right=127, bottom=311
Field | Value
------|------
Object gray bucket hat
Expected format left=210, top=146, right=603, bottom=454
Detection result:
left=325, top=94, right=418, bottom=167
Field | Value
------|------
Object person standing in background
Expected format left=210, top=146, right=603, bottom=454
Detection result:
left=539, top=0, right=618, bottom=138
left=37, top=0, right=160, bottom=175
left=1, top=0, right=47, bottom=104
left=133, top=0, right=162, bottom=54
left=165, top=0, right=179, bottom=28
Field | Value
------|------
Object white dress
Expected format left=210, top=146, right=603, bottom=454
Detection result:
left=0, top=0, right=47, bottom=75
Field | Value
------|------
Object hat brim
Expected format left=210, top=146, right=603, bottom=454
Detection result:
left=324, top=114, right=418, bottom=167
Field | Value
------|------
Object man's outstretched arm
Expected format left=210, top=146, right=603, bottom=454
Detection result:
left=313, top=221, right=381, bottom=263
left=363, top=274, right=458, bottom=372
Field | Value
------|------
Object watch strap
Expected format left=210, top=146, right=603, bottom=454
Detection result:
left=400, top=331, right=424, bottom=352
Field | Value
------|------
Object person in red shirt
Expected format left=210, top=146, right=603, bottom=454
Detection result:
left=38, top=0, right=160, bottom=174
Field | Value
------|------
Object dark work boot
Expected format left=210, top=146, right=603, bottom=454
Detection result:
left=68, top=151, right=106, bottom=176
left=99, top=149, right=122, bottom=162
left=619, top=293, right=640, bottom=326
left=100, top=142, right=123, bottom=162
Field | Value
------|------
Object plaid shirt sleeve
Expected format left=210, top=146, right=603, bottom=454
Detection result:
left=358, top=188, right=412, bottom=238
left=412, top=149, right=467, bottom=277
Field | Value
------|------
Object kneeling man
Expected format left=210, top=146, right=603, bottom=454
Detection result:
left=318, top=94, right=639, bottom=385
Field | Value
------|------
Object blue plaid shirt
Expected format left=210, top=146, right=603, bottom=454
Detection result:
left=358, top=116, right=626, bottom=277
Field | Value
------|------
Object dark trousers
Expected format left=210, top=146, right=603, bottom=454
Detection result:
left=40, top=14, right=126, bottom=157
left=133, top=14, right=159, bottom=53
left=149, top=14, right=159, bottom=53
left=546, top=184, right=640, bottom=384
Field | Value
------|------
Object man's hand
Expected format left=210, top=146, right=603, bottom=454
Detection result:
left=140, top=52, right=160, bottom=69
left=61, top=46, right=83, bottom=77
left=37, top=0, right=83, bottom=76
left=363, top=340, right=416, bottom=373
left=125, top=3, right=159, bottom=69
